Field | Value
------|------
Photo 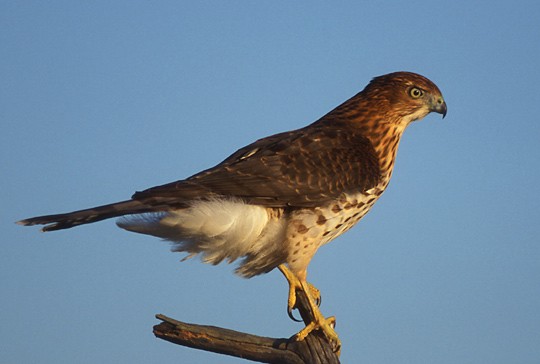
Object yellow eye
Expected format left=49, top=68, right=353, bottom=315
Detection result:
left=409, top=87, right=424, bottom=99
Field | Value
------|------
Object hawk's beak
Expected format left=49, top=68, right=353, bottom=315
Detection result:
left=430, top=96, right=447, bottom=118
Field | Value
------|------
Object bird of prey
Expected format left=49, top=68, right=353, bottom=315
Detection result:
left=18, top=71, right=446, bottom=351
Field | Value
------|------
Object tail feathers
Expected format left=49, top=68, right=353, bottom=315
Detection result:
left=17, top=200, right=156, bottom=232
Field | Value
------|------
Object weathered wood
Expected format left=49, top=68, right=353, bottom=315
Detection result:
left=153, top=287, right=340, bottom=363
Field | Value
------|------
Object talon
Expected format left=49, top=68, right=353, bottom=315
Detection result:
left=279, top=265, right=302, bottom=321
left=293, top=310, right=341, bottom=353
left=285, top=280, right=320, bottom=321
left=287, top=305, right=303, bottom=322
left=294, top=316, right=341, bottom=353
left=278, top=264, right=341, bottom=354
left=279, top=265, right=322, bottom=317
left=311, top=284, right=322, bottom=307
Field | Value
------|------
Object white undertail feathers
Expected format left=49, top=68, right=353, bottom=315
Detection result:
left=117, top=198, right=287, bottom=277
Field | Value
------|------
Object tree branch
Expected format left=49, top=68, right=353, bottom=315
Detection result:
left=153, top=287, right=340, bottom=363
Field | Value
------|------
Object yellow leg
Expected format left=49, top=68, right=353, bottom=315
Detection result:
left=278, top=264, right=341, bottom=352
left=278, top=265, right=321, bottom=311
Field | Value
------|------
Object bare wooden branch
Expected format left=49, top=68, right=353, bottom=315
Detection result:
left=153, top=287, right=341, bottom=363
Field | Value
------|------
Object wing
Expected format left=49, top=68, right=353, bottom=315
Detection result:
left=134, top=124, right=381, bottom=208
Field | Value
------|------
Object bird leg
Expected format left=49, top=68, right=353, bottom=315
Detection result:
left=278, top=265, right=321, bottom=321
left=278, top=264, right=341, bottom=352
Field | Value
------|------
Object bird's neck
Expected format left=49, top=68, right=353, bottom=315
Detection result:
left=365, top=121, right=407, bottom=183
left=315, top=97, right=411, bottom=183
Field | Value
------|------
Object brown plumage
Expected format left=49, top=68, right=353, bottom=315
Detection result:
left=18, top=71, right=446, bottom=349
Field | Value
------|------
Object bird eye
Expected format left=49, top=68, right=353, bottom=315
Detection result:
left=409, top=87, right=424, bottom=99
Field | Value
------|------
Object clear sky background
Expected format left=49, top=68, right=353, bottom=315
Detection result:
left=2, top=1, right=539, bottom=363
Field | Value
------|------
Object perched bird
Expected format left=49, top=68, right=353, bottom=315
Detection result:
left=18, top=71, right=446, bottom=351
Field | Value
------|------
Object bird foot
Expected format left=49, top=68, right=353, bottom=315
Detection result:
left=278, top=265, right=321, bottom=321
left=294, top=314, right=341, bottom=353
left=278, top=264, right=341, bottom=353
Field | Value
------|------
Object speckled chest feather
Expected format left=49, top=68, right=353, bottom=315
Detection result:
left=285, top=182, right=387, bottom=273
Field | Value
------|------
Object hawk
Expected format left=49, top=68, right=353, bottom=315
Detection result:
left=18, top=71, right=446, bottom=351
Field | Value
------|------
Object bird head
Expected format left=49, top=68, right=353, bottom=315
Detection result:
left=364, top=71, right=447, bottom=127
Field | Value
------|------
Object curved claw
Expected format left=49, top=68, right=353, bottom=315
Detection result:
left=286, top=290, right=320, bottom=322
left=278, top=265, right=322, bottom=321
left=277, top=265, right=341, bottom=353
left=314, top=292, right=322, bottom=307
left=286, top=291, right=322, bottom=322
left=287, top=305, right=303, bottom=322
left=294, top=307, right=341, bottom=354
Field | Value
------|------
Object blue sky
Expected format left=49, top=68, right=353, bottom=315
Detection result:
left=2, top=1, right=539, bottom=363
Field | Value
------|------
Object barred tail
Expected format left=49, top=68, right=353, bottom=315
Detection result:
left=17, top=200, right=156, bottom=232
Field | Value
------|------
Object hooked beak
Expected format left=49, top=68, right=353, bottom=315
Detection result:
left=430, top=96, right=447, bottom=118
